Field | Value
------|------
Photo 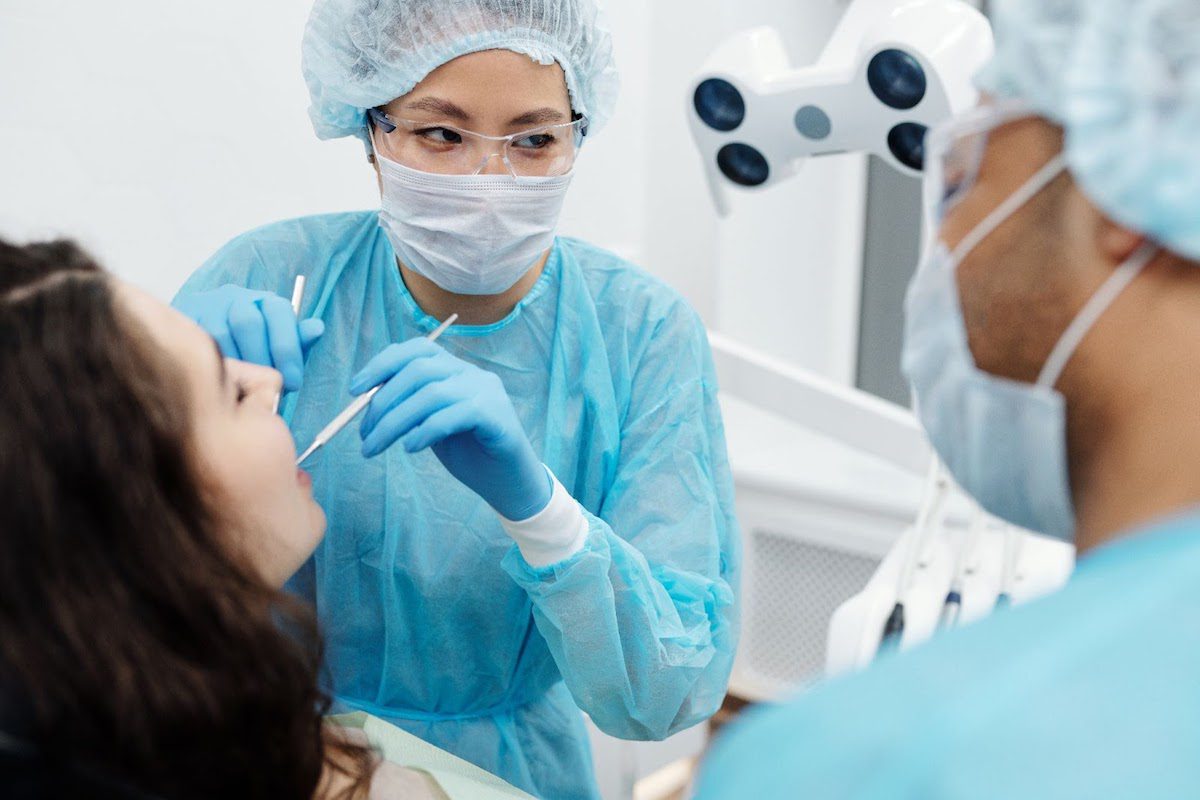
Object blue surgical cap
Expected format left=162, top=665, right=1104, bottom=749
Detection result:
left=977, top=0, right=1200, bottom=260
left=301, top=0, right=620, bottom=145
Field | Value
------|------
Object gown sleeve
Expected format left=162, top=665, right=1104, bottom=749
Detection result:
left=172, top=222, right=306, bottom=303
left=501, top=299, right=741, bottom=741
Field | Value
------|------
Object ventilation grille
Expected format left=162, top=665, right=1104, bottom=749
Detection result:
left=743, top=528, right=881, bottom=691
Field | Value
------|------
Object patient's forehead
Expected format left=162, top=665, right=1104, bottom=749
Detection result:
left=113, top=280, right=218, bottom=386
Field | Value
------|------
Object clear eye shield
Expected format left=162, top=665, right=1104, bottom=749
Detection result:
left=367, top=108, right=587, bottom=179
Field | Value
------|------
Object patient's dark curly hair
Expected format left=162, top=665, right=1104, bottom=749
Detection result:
left=0, top=239, right=371, bottom=799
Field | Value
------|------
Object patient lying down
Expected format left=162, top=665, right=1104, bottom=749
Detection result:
left=0, top=239, right=517, bottom=799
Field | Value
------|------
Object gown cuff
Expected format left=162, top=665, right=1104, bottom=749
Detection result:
left=499, top=466, right=589, bottom=568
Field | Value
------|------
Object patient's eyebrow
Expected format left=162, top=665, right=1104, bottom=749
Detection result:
left=212, top=337, right=228, bottom=388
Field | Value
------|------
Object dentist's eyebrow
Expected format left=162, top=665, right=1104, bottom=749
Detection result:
left=509, top=108, right=568, bottom=127
left=402, top=97, right=472, bottom=122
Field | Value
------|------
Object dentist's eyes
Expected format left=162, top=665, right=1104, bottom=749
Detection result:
left=416, top=127, right=464, bottom=145
left=513, top=133, right=556, bottom=149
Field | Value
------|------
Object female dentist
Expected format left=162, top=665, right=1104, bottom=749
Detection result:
left=173, top=2, right=739, bottom=798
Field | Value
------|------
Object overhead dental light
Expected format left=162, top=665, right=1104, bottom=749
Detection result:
left=688, top=0, right=994, bottom=214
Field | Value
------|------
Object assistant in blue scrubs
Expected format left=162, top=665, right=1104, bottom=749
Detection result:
left=179, top=212, right=740, bottom=800
left=696, top=0, right=1200, bottom=797
left=173, top=2, right=740, bottom=798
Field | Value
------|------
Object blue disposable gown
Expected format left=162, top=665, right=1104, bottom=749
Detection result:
left=695, top=511, right=1200, bottom=800
left=177, top=212, right=741, bottom=800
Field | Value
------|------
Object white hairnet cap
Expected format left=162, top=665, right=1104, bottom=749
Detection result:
left=301, top=0, right=620, bottom=144
left=976, top=0, right=1200, bottom=259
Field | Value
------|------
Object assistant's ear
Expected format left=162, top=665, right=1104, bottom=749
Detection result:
left=1097, top=215, right=1146, bottom=266
left=1066, top=175, right=1146, bottom=268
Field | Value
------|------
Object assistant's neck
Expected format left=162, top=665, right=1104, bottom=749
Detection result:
left=397, top=250, right=550, bottom=326
left=1067, top=262, right=1200, bottom=555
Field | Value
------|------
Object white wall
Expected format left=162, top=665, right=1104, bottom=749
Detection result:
left=0, top=1, right=355, bottom=299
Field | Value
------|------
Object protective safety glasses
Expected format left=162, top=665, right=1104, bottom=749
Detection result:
left=923, top=99, right=1039, bottom=226
left=368, top=108, right=587, bottom=179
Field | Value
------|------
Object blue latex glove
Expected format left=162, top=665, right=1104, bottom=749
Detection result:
left=351, top=338, right=553, bottom=522
left=173, top=284, right=325, bottom=392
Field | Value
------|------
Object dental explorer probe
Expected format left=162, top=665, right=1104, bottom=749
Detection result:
left=295, top=313, right=458, bottom=466
left=272, top=275, right=307, bottom=414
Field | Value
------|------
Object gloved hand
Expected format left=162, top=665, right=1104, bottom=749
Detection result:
left=351, top=338, right=553, bottom=522
left=173, top=284, right=325, bottom=392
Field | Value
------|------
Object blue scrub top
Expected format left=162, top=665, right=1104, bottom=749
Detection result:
left=696, top=511, right=1200, bottom=800
left=177, top=212, right=741, bottom=800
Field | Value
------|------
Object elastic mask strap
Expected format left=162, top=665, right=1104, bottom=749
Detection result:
left=1037, top=242, right=1159, bottom=388
left=949, top=154, right=1069, bottom=266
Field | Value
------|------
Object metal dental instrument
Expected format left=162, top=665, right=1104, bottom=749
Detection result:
left=295, top=313, right=459, bottom=466
left=273, top=275, right=307, bottom=415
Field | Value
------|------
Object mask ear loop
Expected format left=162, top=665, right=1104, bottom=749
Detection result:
left=948, top=153, right=1069, bottom=266
left=1037, top=242, right=1159, bottom=389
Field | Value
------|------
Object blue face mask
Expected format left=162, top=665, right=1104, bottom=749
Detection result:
left=902, top=154, right=1157, bottom=542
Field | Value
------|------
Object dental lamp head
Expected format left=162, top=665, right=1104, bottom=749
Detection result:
left=689, top=0, right=994, bottom=215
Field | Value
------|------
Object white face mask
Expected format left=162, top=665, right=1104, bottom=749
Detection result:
left=375, top=153, right=574, bottom=296
left=902, top=154, right=1157, bottom=541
